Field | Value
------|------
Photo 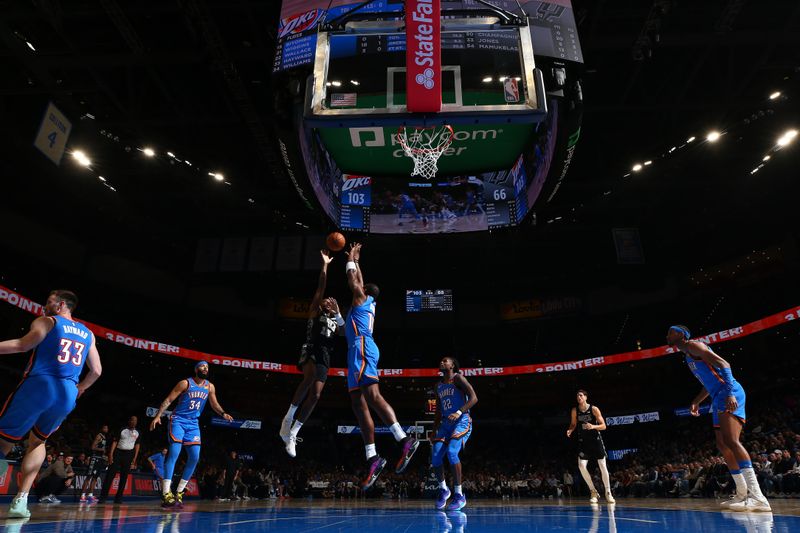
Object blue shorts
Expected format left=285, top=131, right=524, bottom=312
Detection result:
left=432, top=414, right=472, bottom=444
left=347, top=336, right=380, bottom=391
left=711, top=382, right=746, bottom=428
left=0, top=374, right=78, bottom=442
left=169, top=417, right=201, bottom=446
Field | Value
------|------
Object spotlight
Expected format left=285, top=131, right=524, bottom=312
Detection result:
left=763, top=155, right=771, bottom=161
left=769, top=91, right=781, bottom=100
left=167, top=151, right=175, bottom=158
left=482, top=77, right=493, bottom=83
left=26, top=41, right=36, bottom=52
left=706, top=131, right=721, bottom=142
left=777, top=129, right=797, bottom=147
left=330, top=81, right=342, bottom=87
left=185, top=160, right=192, bottom=166
left=72, top=150, right=91, bottom=167
left=632, top=163, right=643, bottom=172
left=98, top=176, right=107, bottom=182
left=350, top=80, right=360, bottom=86
left=686, top=136, right=696, bottom=143
left=210, top=172, right=224, bottom=181
left=143, top=147, right=156, bottom=157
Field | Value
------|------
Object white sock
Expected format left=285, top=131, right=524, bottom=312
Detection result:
left=455, top=485, right=463, bottom=495
left=389, top=422, right=407, bottom=442
left=741, top=467, right=766, bottom=500
left=285, top=404, right=298, bottom=420
left=731, top=472, right=747, bottom=497
left=365, top=443, right=377, bottom=460
left=290, top=420, right=303, bottom=437
left=439, top=480, right=448, bottom=490
left=177, top=479, right=188, bottom=493
left=16, top=492, right=28, bottom=503
left=598, top=458, right=612, bottom=494
left=578, top=460, right=597, bottom=492
left=163, top=479, right=172, bottom=494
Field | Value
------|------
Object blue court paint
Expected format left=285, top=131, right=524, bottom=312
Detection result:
left=2, top=502, right=797, bottom=532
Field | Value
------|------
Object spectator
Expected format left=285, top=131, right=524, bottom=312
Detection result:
left=148, top=447, right=168, bottom=482
left=37, top=454, right=75, bottom=504
left=100, top=416, right=141, bottom=504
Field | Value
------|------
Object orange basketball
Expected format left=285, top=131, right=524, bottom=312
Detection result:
left=326, top=232, right=346, bottom=252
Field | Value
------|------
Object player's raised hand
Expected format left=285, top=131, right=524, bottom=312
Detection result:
left=321, top=249, right=333, bottom=265
left=346, top=242, right=361, bottom=261
left=327, top=298, right=340, bottom=314
left=149, top=417, right=161, bottom=431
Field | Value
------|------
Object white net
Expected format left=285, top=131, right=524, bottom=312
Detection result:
left=397, top=125, right=454, bottom=179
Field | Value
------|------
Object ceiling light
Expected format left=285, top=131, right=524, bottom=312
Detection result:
left=26, top=41, right=36, bottom=52
left=498, top=76, right=507, bottom=82
left=210, top=172, right=224, bottom=181
left=686, top=136, right=696, bottom=143
left=482, top=77, right=492, bottom=83
left=185, top=160, right=192, bottom=166
left=330, top=81, right=342, bottom=87
left=644, top=160, right=652, bottom=166
left=167, top=151, right=175, bottom=158
left=777, top=129, right=797, bottom=147
left=632, top=163, right=643, bottom=172
left=706, top=131, right=721, bottom=142
left=350, top=80, right=360, bottom=86
left=72, top=150, right=91, bottom=167
left=769, top=91, right=781, bottom=100
left=98, top=176, right=106, bottom=182
left=143, top=147, right=155, bottom=157
left=763, top=155, right=771, bottom=161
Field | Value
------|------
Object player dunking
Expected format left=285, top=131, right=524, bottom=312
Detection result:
left=150, top=361, right=233, bottom=508
left=345, top=243, right=419, bottom=489
left=280, top=250, right=343, bottom=458
left=431, top=357, right=477, bottom=511
left=0, top=290, right=102, bottom=518
left=667, top=325, right=771, bottom=512
left=566, top=390, right=615, bottom=504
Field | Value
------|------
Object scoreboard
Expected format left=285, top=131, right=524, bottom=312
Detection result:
left=406, top=289, right=454, bottom=312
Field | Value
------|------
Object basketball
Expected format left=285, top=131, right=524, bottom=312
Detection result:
left=326, top=232, right=346, bottom=252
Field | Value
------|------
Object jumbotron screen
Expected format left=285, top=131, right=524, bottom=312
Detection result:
left=274, top=1, right=583, bottom=73
left=406, top=289, right=454, bottom=312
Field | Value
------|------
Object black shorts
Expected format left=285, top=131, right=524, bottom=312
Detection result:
left=577, top=436, right=607, bottom=461
left=297, top=349, right=330, bottom=382
left=87, top=455, right=108, bottom=477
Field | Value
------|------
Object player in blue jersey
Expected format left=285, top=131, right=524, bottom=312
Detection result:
left=345, top=243, right=420, bottom=489
left=150, top=361, right=233, bottom=508
left=667, top=325, right=771, bottom=512
left=0, top=290, right=102, bottom=518
left=431, top=357, right=478, bottom=511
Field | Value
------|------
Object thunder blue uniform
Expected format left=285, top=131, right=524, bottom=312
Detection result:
left=168, top=378, right=209, bottom=445
left=0, top=316, right=92, bottom=441
left=345, top=296, right=379, bottom=391
left=685, top=345, right=746, bottom=427
left=431, top=378, right=472, bottom=467
left=149, top=452, right=166, bottom=479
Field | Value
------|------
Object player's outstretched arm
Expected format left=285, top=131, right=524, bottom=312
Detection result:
left=150, top=380, right=189, bottom=430
left=310, top=250, right=334, bottom=317
left=566, top=408, right=577, bottom=437
left=0, top=316, right=53, bottom=354
left=208, top=383, right=234, bottom=422
left=345, top=243, right=366, bottom=304
left=587, top=406, right=607, bottom=431
left=77, top=335, right=103, bottom=397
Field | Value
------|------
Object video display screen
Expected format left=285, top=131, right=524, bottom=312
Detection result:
left=406, top=289, right=454, bottom=312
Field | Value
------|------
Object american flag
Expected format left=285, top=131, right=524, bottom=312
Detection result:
left=330, top=93, right=357, bottom=108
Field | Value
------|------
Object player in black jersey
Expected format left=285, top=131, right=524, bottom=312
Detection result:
left=566, top=389, right=614, bottom=503
left=280, top=250, right=344, bottom=457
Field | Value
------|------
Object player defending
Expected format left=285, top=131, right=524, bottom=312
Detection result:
left=667, top=325, right=770, bottom=512
left=150, top=361, right=233, bottom=508
left=280, top=250, right=343, bottom=458
left=345, top=243, right=419, bottom=489
left=566, top=390, right=615, bottom=504
left=0, top=290, right=102, bottom=518
left=432, top=357, right=477, bottom=511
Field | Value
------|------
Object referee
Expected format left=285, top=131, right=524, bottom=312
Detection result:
left=100, top=415, right=141, bottom=504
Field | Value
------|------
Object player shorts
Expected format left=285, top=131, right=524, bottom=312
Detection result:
left=433, top=414, right=473, bottom=444
left=347, top=336, right=380, bottom=391
left=298, top=346, right=331, bottom=383
left=0, top=374, right=79, bottom=442
left=88, top=455, right=108, bottom=477
left=711, top=382, right=746, bottom=428
left=168, top=416, right=201, bottom=446
left=577, top=435, right=607, bottom=461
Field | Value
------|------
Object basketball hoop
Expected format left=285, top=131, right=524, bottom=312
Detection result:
left=397, top=125, right=454, bottom=179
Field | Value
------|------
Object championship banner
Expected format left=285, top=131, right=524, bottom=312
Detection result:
left=210, top=417, right=262, bottom=430
left=2, top=283, right=799, bottom=378
left=406, top=0, right=441, bottom=112
left=605, top=411, right=660, bottom=426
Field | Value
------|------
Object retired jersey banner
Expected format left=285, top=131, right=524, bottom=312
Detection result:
left=406, top=0, right=441, bottom=112
left=2, top=283, right=799, bottom=378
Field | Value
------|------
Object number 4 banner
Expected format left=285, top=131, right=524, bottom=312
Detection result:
left=33, top=102, right=72, bottom=166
